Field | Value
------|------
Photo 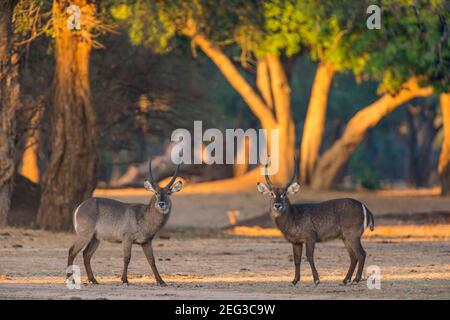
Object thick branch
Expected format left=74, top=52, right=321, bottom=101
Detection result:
left=182, top=21, right=296, bottom=184
left=266, top=53, right=292, bottom=125
left=312, top=78, right=433, bottom=190
left=256, top=57, right=273, bottom=110
left=265, top=53, right=296, bottom=183
left=300, top=62, right=335, bottom=184
left=182, top=21, right=276, bottom=129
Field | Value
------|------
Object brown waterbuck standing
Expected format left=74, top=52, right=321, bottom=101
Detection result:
left=257, top=159, right=374, bottom=286
left=67, top=160, right=183, bottom=286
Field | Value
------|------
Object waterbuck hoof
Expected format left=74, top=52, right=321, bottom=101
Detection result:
left=89, top=279, right=99, bottom=285
left=314, top=279, right=320, bottom=287
left=157, top=281, right=167, bottom=287
left=292, top=279, right=299, bottom=286
left=351, top=279, right=360, bottom=285
left=342, top=279, right=350, bottom=286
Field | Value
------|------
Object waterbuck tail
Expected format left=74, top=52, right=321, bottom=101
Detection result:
left=361, top=203, right=375, bottom=232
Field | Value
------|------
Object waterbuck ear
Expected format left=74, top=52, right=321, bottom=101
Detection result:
left=287, top=182, right=300, bottom=195
left=144, top=180, right=157, bottom=193
left=169, top=180, right=183, bottom=193
left=257, top=182, right=270, bottom=195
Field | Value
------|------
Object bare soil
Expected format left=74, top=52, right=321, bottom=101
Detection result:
left=1, top=191, right=450, bottom=299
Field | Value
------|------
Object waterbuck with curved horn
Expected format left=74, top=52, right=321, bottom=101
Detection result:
left=67, top=160, right=183, bottom=286
left=257, top=158, right=374, bottom=286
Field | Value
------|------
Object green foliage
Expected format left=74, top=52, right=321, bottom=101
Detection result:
left=260, top=0, right=367, bottom=71
left=14, top=0, right=450, bottom=94
left=355, top=0, right=449, bottom=93
left=261, top=0, right=449, bottom=92
left=111, top=0, right=263, bottom=54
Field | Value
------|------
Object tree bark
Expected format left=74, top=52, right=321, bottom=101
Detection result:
left=300, top=62, right=334, bottom=184
left=265, top=54, right=295, bottom=183
left=183, top=21, right=295, bottom=184
left=233, top=134, right=250, bottom=177
left=19, top=109, right=43, bottom=183
left=0, top=0, right=19, bottom=227
left=36, top=0, right=98, bottom=230
left=439, top=93, right=450, bottom=196
left=311, top=78, right=433, bottom=190
left=256, top=57, right=273, bottom=110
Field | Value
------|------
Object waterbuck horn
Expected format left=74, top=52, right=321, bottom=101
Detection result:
left=164, top=163, right=181, bottom=190
left=147, top=159, right=158, bottom=190
left=264, top=162, right=274, bottom=189
left=285, top=157, right=299, bottom=188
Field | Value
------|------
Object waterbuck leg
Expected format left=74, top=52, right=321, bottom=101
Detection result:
left=83, top=237, right=100, bottom=284
left=67, top=236, right=90, bottom=279
left=342, top=239, right=357, bottom=285
left=352, top=238, right=366, bottom=284
left=121, top=240, right=132, bottom=284
left=141, top=241, right=166, bottom=286
left=292, top=243, right=303, bottom=286
left=305, top=239, right=320, bottom=286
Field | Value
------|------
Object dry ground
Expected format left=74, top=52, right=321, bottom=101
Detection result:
left=1, top=190, right=450, bottom=299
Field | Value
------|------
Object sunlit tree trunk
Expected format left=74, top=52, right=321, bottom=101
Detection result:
left=0, top=0, right=19, bottom=227
left=312, top=78, right=433, bottom=190
left=183, top=21, right=295, bottom=184
left=438, top=93, right=450, bottom=196
left=256, top=57, right=273, bottom=110
left=233, top=135, right=250, bottom=177
left=266, top=54, right=295, bottom=183
left=19, top=109, right=42, bottom=183
left=300, top=62, right=334, bottom=184
left=37, top=0, right=98, bottom=230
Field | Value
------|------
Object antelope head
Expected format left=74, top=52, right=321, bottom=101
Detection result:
left=257, top=158, right=300, bottom=217
left=144, top=160, right=183, bottom=214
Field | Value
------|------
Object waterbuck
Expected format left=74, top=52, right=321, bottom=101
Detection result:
left=67, top=160, right=183, bottom=286
left=257, top=160, right=374, bottom=286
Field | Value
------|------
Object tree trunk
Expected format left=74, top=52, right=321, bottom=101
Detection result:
left=37, top=0, right=98, bottom=230
left=19, top=109, right=43, bottom=183
left=233, top=134, right=250, bottom=177
left=439, top=93, right=450, bottom=196
left=265, top=54, right=295, bottom=183
left=0, top=0, right=19, bottom=227
left=183, top=21, right=295, bottom=184
left=300, top=62, right=334, bottom=184
left=311, top=78, right=433, bottom=190
left=256, top=57, right=273, bottom=110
